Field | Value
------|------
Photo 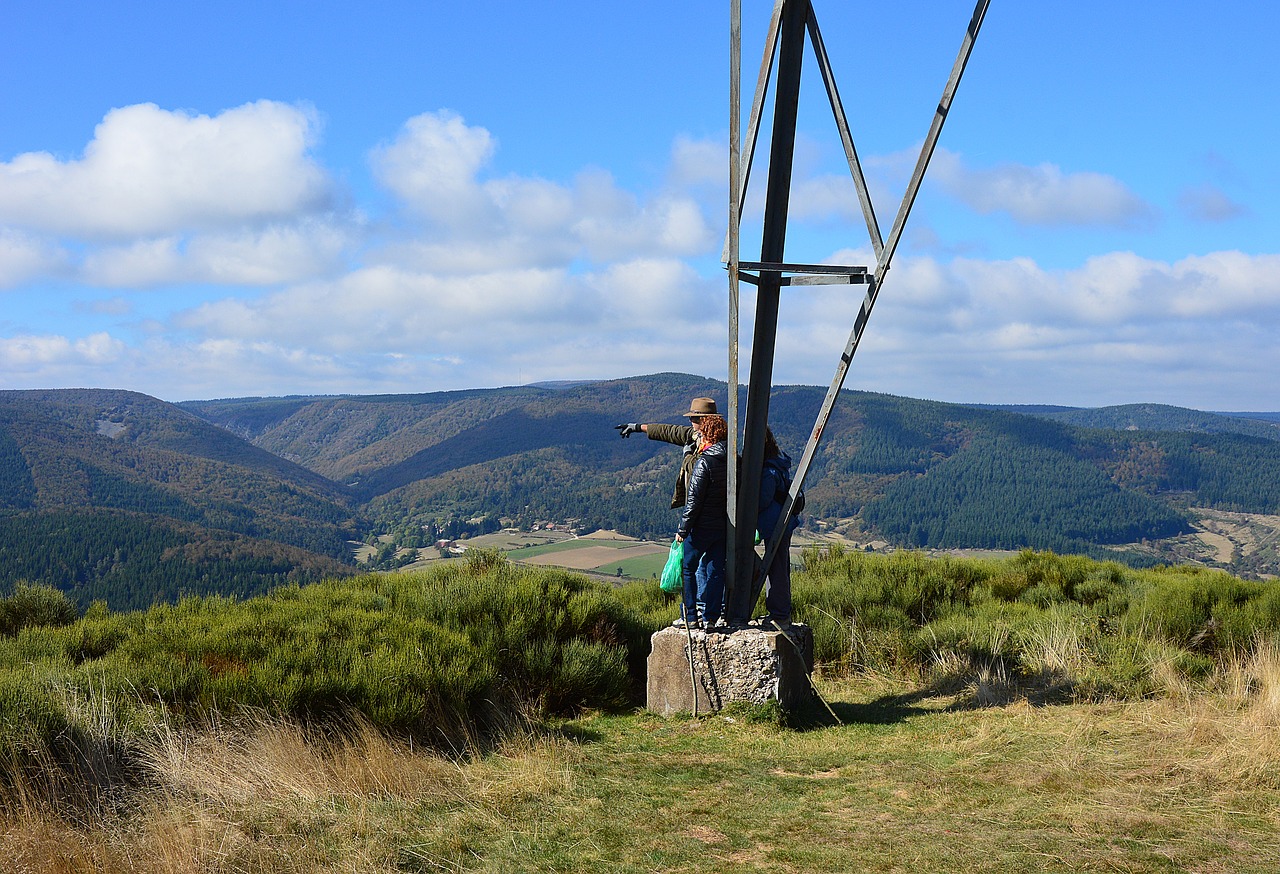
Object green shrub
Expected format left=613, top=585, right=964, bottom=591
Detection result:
left=0, top=561, right=649, bottom=777
left=793, top=547, right=1280, bottom=701
left=0, top=583, right=79, bottom=635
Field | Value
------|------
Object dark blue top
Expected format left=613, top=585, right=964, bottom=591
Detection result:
left=757, top=450, right=800, bottom=540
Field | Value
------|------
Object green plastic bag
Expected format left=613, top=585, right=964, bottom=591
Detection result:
left=659, top=539, right=684, bottom=593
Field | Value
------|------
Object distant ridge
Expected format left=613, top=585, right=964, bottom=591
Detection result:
left=1003, top=402, right=1280, bottom=442
left=1217, top=411, right=1280, bottom=424
left=0, top=388, right=360, bottom=608
left=9, top=375, right=1280, bottom=607
left=525, top=379, right=601, bottom=391
left=966, top=403, right=1082, bottom=415
left=183, top=373, right=1280, bottom=577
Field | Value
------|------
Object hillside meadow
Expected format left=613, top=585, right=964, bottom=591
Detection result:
left=2, top=548, right=1279, bottom=871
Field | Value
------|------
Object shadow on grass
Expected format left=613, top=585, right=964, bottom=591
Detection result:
left=786, top=666, right=1078, bottom=731
left=779, top=693, right=933, bottom=731
left=554, top=722, right=606, bottom=745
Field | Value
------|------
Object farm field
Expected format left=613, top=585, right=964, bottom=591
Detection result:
left=507, top=531, right=669, bottom=577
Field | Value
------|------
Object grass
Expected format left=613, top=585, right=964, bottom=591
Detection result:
left=5, top=549, right=1280, bottom=871
left=4, top=662, right=1279, bottom=872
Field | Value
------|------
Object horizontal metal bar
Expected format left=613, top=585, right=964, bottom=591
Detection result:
left=736, top=261, right=868, bottom=275
left=787, top=274, right=869, bottom=286
left=738, top=272, right=869, bottom=287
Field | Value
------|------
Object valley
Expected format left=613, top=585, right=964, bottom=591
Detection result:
left=5, top=374, right=1280, bottom=609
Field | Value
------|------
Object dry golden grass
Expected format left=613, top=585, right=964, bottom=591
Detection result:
left=139, top=712, right=463, bottom=805
left=0, top=708, right=587, bottom=874
left=4, top=645, right=1280, bottom=873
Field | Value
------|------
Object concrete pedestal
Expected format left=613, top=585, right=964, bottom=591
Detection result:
left=646, top=623, right=814, bottom=716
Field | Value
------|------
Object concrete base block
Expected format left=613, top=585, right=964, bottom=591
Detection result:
left=646, top=623, right=814, bottom=716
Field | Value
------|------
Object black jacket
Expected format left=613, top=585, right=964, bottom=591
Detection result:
left=678, top=440, right=728, bottom=537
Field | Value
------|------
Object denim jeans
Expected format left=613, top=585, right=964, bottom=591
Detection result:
left=763, top=525, right=793, bottom=621
left=682, top=527, right=726, bottom=625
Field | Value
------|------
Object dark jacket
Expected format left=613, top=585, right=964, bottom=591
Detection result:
left=679, top=440, right=728, bottom=538
left=645, top=422, right=699, bottom=509
left=757, top=450, right=800, bottom=541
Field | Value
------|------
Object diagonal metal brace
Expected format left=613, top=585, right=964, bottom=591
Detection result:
left=748, top=0, right=991, bottom=616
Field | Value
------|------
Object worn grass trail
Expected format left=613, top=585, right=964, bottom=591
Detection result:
left=452, top=691, right=1274, bottom=873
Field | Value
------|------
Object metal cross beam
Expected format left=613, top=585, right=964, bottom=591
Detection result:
left=725, top=0, right=992, bottom=622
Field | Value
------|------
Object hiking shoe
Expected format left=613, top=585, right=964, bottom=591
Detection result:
left=671, top=617, right=702, bottom=630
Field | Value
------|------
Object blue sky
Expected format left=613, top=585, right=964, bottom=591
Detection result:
left=1, top=1, right=1277, bottom=409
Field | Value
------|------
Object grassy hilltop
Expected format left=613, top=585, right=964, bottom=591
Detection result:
left=2, top=548, right=1279, bottom=871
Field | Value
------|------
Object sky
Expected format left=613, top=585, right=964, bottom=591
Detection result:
left=1, top=1, right=1277, bottom=410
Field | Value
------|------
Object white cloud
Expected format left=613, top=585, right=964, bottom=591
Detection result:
left=930, top=150, right=1154, bottom=228
left=667, top=136, right=724, bottom=190
left=0, top=229, right=67, bottom=288
left=81, top=219, right=355, bottom=287
left=369, top=112, right=716, bottom=263
left=370, top=110, right=496, bottom=229
left=0, top=101, right=332, bottom=239
left=174, top=252, right=720, bottom=361
left=0, top=332, right=125, bottom=370
left=767, top=248, right=1280, bottom=408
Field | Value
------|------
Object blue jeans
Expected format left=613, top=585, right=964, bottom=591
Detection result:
left=763, top=526, right=793, bottom=621
left=682, top=528, right=726, bottom=625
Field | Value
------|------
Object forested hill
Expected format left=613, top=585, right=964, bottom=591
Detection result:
left=185, top=374, right=1280, bottom=571
left=987, top=402, right=1280, bottom=442
left=8, top=377, right=1280, bottom=607
left=0, top=389, right=360, bottom=608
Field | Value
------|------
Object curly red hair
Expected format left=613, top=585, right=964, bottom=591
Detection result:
left=698, top=414, right=728, bottom=444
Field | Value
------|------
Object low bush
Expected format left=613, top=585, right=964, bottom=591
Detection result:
left=0, top=557, right=662, bottom=803
left=0, top=583, right=79, bottom=636
left=792, top=547, right=1280, bottom=700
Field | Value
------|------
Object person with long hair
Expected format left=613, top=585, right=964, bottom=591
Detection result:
left=756, top=428, right=799, bottom=625
left=674, top=414, right=729, bottom=629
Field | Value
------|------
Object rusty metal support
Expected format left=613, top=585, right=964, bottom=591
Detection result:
left=726, top=0, right=809, bottom=623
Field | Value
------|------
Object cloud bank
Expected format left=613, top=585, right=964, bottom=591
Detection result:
left=1, top=104, right=1277, bottom=410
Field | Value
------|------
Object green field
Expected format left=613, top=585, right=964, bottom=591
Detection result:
left=592, top=552, right=669, bottom=580
left=505, top=539, right=608, bottom=559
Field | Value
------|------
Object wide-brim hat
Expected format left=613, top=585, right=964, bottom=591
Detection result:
left=683, top=397, right=718, bottom=418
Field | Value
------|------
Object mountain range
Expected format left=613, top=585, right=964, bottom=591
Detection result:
left=3, top=374, right=1279, bottom=608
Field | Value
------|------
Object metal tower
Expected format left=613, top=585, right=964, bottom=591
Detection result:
left=724, top=0, right=992, bottom=622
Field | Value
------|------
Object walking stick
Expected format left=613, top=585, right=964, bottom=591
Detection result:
left=682, top=602, right=699, bottom=718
